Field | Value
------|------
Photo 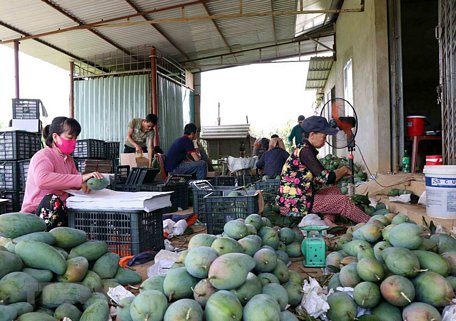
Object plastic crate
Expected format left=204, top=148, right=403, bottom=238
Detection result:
left=0, top=161, right=20, bottom=191
left=17, top=159, right=30, bottom=191
left=67, top=209, right=164, bottom=257
left=0, top=191, right=24, bottom=213
left=255, top=179, right=280, bottom=204
left=73, top=139, right=106, bottom=159
left=125, top=168, right=159, bottom=186
left=0, top=131, right=42, bottom=161
left=12, top=98, right=41, bottom=119
left=139, top=183, right=189, bottom=212
left=204, top=190, right=259, bottom=234
left=104, top=142, right=120, bottom=160
left=210, top=175, right=260, bottom=187
left=74, top=158, right=86, bottom=173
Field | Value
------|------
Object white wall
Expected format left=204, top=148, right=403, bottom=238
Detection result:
left=323, top=0, right=391, bottom=173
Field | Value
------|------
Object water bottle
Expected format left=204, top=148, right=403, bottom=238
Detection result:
left=402, top=150, right=410, bottom=173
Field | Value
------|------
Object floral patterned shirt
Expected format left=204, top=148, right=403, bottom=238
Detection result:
left=276, top=139, right=335, bottom=216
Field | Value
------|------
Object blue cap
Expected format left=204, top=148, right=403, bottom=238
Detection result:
left=301, top=116, right=338, bottom=135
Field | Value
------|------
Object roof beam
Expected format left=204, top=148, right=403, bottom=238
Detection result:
left=123, top=0, right=189, bottom=60
left=41, top=0, right=135, bottom=59
left=269, top=0, right=278, bottom=57
left=0, top=20, right=107, bottom=72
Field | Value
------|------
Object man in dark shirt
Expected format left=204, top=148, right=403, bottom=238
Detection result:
left=165, top=123, right=207, bottom=179
left=288, top=115, right=305, bottom=147
left=256, top=137, right=289, bottom=177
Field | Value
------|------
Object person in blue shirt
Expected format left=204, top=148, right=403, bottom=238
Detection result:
left=164, top=123, right=207, bottom=179
left=288, top=115, right=305, bottom=146
left=256, top=137, right=289, bottom=177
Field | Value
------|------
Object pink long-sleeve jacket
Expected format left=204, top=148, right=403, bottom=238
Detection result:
left=21, top=147, right=83, bottom=214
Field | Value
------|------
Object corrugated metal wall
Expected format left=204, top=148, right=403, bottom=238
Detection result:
left=74, top=74, right=191, bottom=153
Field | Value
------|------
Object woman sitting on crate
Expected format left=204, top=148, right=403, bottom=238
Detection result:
left=277, top=116, right=370, bottom=226
left=256, top=137, right=289, bottom=178
left=21, top=117, right=103, bottom=230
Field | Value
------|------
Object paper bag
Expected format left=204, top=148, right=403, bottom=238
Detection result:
left=120, top=153, right=149, bottom=168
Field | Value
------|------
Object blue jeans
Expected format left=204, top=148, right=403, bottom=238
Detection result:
left=172, top=160, right=207, bottom=180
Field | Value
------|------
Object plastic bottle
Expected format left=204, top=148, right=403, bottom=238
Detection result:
left=402, top=150, right=410, bottom=173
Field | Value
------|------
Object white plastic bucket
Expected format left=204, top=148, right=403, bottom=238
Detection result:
left=423, top=165, right=456, bottom=219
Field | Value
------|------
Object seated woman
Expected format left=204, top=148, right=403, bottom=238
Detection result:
left=277, top=116, right=370, bottom=225
left=21, top=117, right=103, bottom=230
left=256, top=137, right=289, bottom=178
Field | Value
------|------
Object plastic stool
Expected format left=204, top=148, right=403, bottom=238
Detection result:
left=300, top=225, right=329, bottom=267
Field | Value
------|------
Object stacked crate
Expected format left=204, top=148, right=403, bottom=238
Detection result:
left=0, top=131, right=41, bottom=213
left=73, top=139, right=114, bottom=174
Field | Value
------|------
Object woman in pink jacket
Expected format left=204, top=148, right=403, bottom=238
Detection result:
left=21, top=117, right=103, bottom=230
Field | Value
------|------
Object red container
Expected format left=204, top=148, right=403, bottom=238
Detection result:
left=406, top=116, right=426, bottom=136
left=426, top=155, right=443, bottom=166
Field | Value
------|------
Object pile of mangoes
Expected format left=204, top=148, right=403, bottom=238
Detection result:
left=0, top=212, right=142, bottom=321
left=325, top=210, right=456, bottom=321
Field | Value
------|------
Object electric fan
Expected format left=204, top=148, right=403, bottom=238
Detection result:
left=320, top=97, right=359, bottom=195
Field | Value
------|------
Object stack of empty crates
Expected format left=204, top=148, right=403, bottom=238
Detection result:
left=73, top=140, right=119, bottom=174
left=0, top=99, right=43, bottom=213
left=0, top=131, right=41, bottom=213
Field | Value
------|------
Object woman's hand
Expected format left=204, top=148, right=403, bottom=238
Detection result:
left=334, top=166, right=352, bottom=182
left=135, top=145, right=143, bottom=154
left=82, top=171, right=104, bottom=182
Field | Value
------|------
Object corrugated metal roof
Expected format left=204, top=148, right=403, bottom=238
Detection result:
left=305, top=56, right=333, bottom=92
left=0, top=0, right=348, bottom=72
left=200, top=124, right=252, bottom=139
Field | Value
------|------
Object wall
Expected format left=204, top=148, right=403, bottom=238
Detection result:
left=323, top=0, right=391, bottom=173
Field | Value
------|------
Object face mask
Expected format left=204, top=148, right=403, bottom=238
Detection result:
left=56, top=135, right=77, bottom=155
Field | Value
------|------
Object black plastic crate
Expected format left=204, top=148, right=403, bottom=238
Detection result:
left=67, top=209, right=164, bottom=257
left=0, top=131, right=42, bottom=161
left=17, top=159, right=30, bottom=191
left=104, top=142, right=120, bottom=160
left=190, top=181, right=239, bottom=223
left=125, top=168, right=159, bottom=186
left=73, top=139, right=106, bottom=159
left=12, top=98, right=41, bottom=119
left=74, top=158, right=87, bottom=173
left=139, top=183, right=189, bottom=212
left=255, top=179, right=280, bottom=204
left=210, top=175, right=260, bottom=187
left=205, top=191, right=259, bottom=235
left=0, top=161, right=20, bottom=191
left=0, top=191, right=24, bottom=213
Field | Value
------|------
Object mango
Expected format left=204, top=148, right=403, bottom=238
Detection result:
left=224, top=220, right=248, bottom=240
left=49, top=227, right=87, bottom=249
left=279, top=311, right=299, bottom=321
left=116, top=296, right=134, bottom=321
left=391, top=213, right=410, bottom=224
left=275, top=250, right=290, bottom=265
left=357, top=257, right=384, bottom=282
left=254, top=248, right=278, bottom=273
left=380, top=275, right=415, bottom=307
left=388, top=223, right=423, bottom=249
left=18, top=312, right=57, bottom=321
left=9, top=231, right=56, bottom=252
left=230, top=272, right=262, bottom=305
left=54, top=303, right=82, bottom=321
left=262, top=283, right=289, bottom=310
left=262, top=217, right=273, bottom=227
left=353, top=223, right=382, bottom=243
left=22, top=267, right=53, bottom=282
left=285, top=241, right=302, bottom=258
left=272, top=259, right=290, bottom=284
left=373, top=241, right=391, bottom=263
left=83, top=292, right=108, bottom=310
left=371, top=301, right=402, bottom=321
left=339, top=263, right=361, bottom=287
left=211, top=237, right=244, bottom=255
left=245, top=223, right=257, bottom=235
left=414, top=271, right=454, bottom=307
left=8, top=302, right=33, bottom=316
left=342, top=240, right=372, bottom=257
left=81, top=270, right=103, bottom=292
left=58, top=256, right=89, bottom=282
left=0, top=213, right=46, bottom=238
left=436, top=233, right=456, bottom=254
left=283, top=282, right=303, bottom=307
left=258, top=272, right=280, bottom=286
left=115, top=267, right=142, bottom=285
left=140, top=275, right=165, bottom=293
left=208, top=253, right=255, bottom=290
left=68, top=240, right=108, bottom=261
left=163, top=267, right=199, bottom=301
left=92, top=252, right=120, bottom=279
left=402, top=302, right=442, bottom=321
left=245, top=213, right=263, bottom=231
left=205, top=290, right=242, bottom=321
left=382, top=247, right=421, bottom=277
left=193, top=278, right=217, bottom=307
left=0, top=272, right=40, bottom=304
left=101, top=278, right=120, bottom=294
left=80, top=300, right=110, bottom=321
left=15, top=240, right=66, bottom=275
left=412, top=250, right=450, bottom=276
left=164, top=298, right=203, bottom=321
left=353, top=281, right=381, bottom=308
left=243, top=293, right=281, bottom=321
left=279, top=227, right=295, bottom=245
left=40, top=282, right=92, bottom=308
left=0, top=304, right=17, bottom=321
left=184, top=246, right=219, bottom=278
left=327, top=291, right=357, bottom=321
left=87, top=176, right=110, bottom=190
left=0, top=250, right=23, bottom=278
left=417, top=237, right=439, bottom=252
left=442, top=251, right=456, bottom=275
left=381, top=224, right=396, bottom=242
left=328, top=273, right=341, bottom=290
left=130, top=290, right=168, bottom=321
left=188, top=233, right=217, bottom=249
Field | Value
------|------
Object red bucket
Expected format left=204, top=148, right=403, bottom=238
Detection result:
left=426, top=155, right=443, bottom=166
left=406, top=115, right=426, bottom=136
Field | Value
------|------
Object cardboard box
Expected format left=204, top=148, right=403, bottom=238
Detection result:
left=120, top=153, right=149, bottom=168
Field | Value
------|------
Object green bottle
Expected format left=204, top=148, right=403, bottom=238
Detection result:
left=402, top=150, right=410, bottom=173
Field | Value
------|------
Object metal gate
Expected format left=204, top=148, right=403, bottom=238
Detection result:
left=438, top=0, right=456, bottom=164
